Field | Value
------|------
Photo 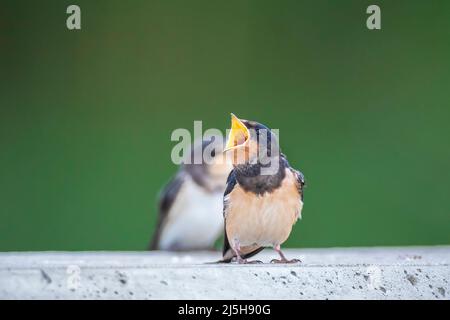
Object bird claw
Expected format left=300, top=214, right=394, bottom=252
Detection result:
left=232, top=256, right=264, bottom=264
left=270, top=258, right=301, bottom=264
left=246, top=260, right=264, bottom=264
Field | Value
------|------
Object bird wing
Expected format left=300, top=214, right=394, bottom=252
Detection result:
left=291, top=167, right=305, bottom=201
left=221, top=170, right=265, bottom=262
left=281, top=154, right=305, bottom=223
left=221, top=170, right=237, bottom=258
left=222, top=170, right=237, bottom=218
left=281, top=153, right=305, bottom=200
left=149, top=172, right=185, bottom=250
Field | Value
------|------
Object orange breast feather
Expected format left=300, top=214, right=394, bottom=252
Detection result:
left=225, top=169, right=302, bottom=248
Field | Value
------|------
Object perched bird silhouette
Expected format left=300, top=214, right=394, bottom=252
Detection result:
left=221, top=114, right=305, bottom=263
left=150, top=136, right=232, bottom=251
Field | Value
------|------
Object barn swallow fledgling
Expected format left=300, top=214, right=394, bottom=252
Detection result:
left=221, top=114, right=305, bottom=263
left=150, top=136, right=232, bottom=251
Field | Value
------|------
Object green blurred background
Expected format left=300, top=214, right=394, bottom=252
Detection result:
left=1, top=0, right=449, bottom=251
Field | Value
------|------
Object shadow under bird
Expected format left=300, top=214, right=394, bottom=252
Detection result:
left=150, top=136, right=232, bottom=251
left=221, top=114, right=306, bottom=263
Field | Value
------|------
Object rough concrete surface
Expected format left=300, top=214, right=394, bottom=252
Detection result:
left=0, top=247, right=449, bottom=299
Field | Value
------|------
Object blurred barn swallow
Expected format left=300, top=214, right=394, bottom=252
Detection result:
left=221, top=114, right=305, bottom=263
left=150, top=136, right=232, bottom=251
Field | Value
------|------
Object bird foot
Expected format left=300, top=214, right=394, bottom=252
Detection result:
left=233, top=257, right=264, bottom=264
left=270, top=258, right=301, bottom=264
left=245, top=260, right=264, bottom=264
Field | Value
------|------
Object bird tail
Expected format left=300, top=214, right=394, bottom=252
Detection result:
left=218, top=246, right=265, bottom=263
left=148, top=236, right=158, bottom=250
left=218, top=228, right=265, bottom=263
left=148, top=226, right=161, bottom=250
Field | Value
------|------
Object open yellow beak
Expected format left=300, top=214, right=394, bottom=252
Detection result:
left=224, top=113, right=250, bottom=152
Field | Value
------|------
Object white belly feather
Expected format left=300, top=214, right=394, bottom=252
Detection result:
left=158, top=177, right=224, bottom=250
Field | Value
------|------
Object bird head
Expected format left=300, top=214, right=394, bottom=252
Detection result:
left=183, top=135, right=233, bottom=192
left=224, top=113, right=280, bottom=168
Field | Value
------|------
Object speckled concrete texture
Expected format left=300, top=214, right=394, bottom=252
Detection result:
left=0, top=247, right=449, bottom=299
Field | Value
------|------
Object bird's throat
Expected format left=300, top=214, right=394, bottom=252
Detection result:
left=234, top=157, right=286, bottom=195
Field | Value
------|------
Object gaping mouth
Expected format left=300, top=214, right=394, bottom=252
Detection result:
left=224, top=113, right=250, bottom=152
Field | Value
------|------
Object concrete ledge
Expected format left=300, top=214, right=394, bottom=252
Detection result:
left=0, top=247, right=449, bottom=299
